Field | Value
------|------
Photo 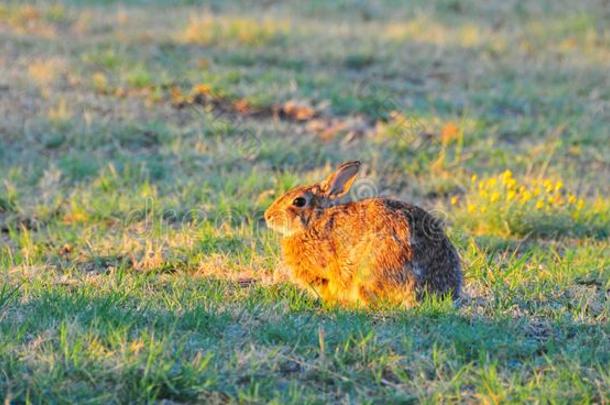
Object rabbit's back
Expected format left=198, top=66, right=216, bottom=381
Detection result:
left=281, top=198, right=461, bottom=306
left=384, top=200, right=462, bottom=299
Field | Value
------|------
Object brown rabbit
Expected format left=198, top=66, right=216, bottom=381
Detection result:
left=264, top=161, right=462, bottom=307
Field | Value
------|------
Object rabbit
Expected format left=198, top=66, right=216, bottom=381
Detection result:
left=264, top=161, right=462, bottom=307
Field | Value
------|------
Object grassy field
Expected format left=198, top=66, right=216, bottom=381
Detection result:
left=1, top=0, right=609, bottom=402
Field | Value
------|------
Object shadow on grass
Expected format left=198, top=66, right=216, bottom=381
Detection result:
left=1, top=275, right=608, bottom=402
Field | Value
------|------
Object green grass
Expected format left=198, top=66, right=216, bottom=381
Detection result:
left=1, top=0, right=609, bottom=402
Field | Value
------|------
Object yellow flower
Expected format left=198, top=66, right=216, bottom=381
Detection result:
left=576, top=198, right=585, bottom=211
left=535, top=200, right=545, bottom=209
left=490, top=191, right=500, bottom=203
left=501, top=170, right=513, bottom=183
left=548, top=195, right=563, bottom=206
left=568, top=193, right=577, bottom=204
left=471, top=174, right=478, bottom=183
left=450, top=196, right=459, bottom=206
left=520, top=190, right=532, bottom=203
left=507, top=190, right=516, bottom=201
left=467, top=203, right=476, bottom=213
left=593, top=197, right=606, bottom=211
left=554, top=180, right=563, bottom=192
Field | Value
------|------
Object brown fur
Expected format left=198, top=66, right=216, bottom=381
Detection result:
left=264, top=161, right=462, bottom=307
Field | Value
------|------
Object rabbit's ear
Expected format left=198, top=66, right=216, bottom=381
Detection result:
left=321, top=161, right=361, bottom=198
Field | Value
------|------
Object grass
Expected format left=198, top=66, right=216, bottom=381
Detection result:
left=1, top=0, right=609, bottom=402
left=453, top=171, right=610, bottom=238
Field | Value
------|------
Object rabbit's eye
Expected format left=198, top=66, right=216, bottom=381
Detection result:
left=292, top=197, right=307, bottom=207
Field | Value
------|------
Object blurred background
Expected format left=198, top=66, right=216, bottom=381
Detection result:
left=0, top=1, right=609, bottom=402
